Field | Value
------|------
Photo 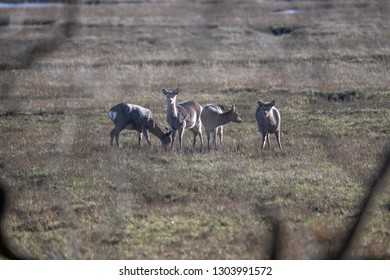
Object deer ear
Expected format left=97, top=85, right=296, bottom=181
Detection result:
left=162, top=88, right=169, bottom=95
left=257, top=100, right=263, bottom=106
left=271, top=100, right=275, bottom=106
left=231, top=104, right=235, bottom=111
left=173, top=88, right=179, bottom=95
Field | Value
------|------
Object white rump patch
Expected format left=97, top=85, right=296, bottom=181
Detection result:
left=108, top=110, right=117, bottom=121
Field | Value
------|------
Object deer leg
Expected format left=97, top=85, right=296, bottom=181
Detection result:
left=110, top=129, right=116, bottom=146
left=110, top=126, right=123, bottom=147
left=267, top=133, right=270, bottom=148
left=170, top=129, right=177, bottom=150
left=142, top=127, right=151, bottom=146
left=276, top=130, right=282, bottom=150
left=190, top=126, right=198, bottom=148
left=192, top=129, right=202, bottom=150
left=178, top=127, right=185, bottom=149
left=206, top=129, right=211, bottom=152
left=198, top=128, right=203, bottom=150
left=192, top=131, right=196, bottom=147
left=261, top=133, right=267, bottom=150
left=212, top=128, right=218, bottom=150
left=137, top=131, right=143, bottom=146
left=218, top=126, right=223, bottom=145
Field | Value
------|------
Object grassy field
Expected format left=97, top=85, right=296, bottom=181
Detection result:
left=0, top=0, right=389, bottom=259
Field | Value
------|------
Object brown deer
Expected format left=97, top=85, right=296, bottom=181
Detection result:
left=163, top=88, right=203, bottom=150
left=108, top=103, right=171, bottom=147
left=200, top=104, right=242, bottom=151
left=255, top=100, right=282, bottom=150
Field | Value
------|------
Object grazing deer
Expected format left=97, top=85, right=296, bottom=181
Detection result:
left=255, top=100, right=282, bottom=150
left=108, top=103, right=171, bottom=147
left=201, top=104, right=242, bottom=151
left=162, top=88, right=203, bottom=150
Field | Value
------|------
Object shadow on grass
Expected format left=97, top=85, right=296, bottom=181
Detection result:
left=0, top=181, right=23, bottom=260
left=0, top=0, right=80, bottom=260
left=257, top=147, right=389, bottom=259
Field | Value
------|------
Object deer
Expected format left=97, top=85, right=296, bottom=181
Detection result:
left=255, top=100, right=282, bottom=150
left=200, top=104, right=242, bottom=151
left=108, top=103, right=171, bottom=148
left=162, top=88, right=203, bottom=150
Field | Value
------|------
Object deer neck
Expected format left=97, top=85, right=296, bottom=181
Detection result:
left=215, top=111, right=232, bottom=126
left=167, top=99, right=178, bottom=119
left=149, top=120, right=165, bottom=140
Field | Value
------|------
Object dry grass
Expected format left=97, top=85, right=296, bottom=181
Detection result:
left=0, top=0, right=389, bottom=259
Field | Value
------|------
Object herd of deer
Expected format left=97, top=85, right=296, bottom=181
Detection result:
left=109, top=88, right=282, bottom=151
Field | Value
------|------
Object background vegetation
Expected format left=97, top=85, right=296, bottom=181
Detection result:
left=0, top=0, right=389, bottom=259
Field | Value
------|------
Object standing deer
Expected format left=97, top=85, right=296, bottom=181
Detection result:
left=162, top=88, right=203, bottom=150
left=255, top=100, right=282, bottom=150
left=108, top=103, right=171, bottom=147
left=201, top=104, right=242, bottom=151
